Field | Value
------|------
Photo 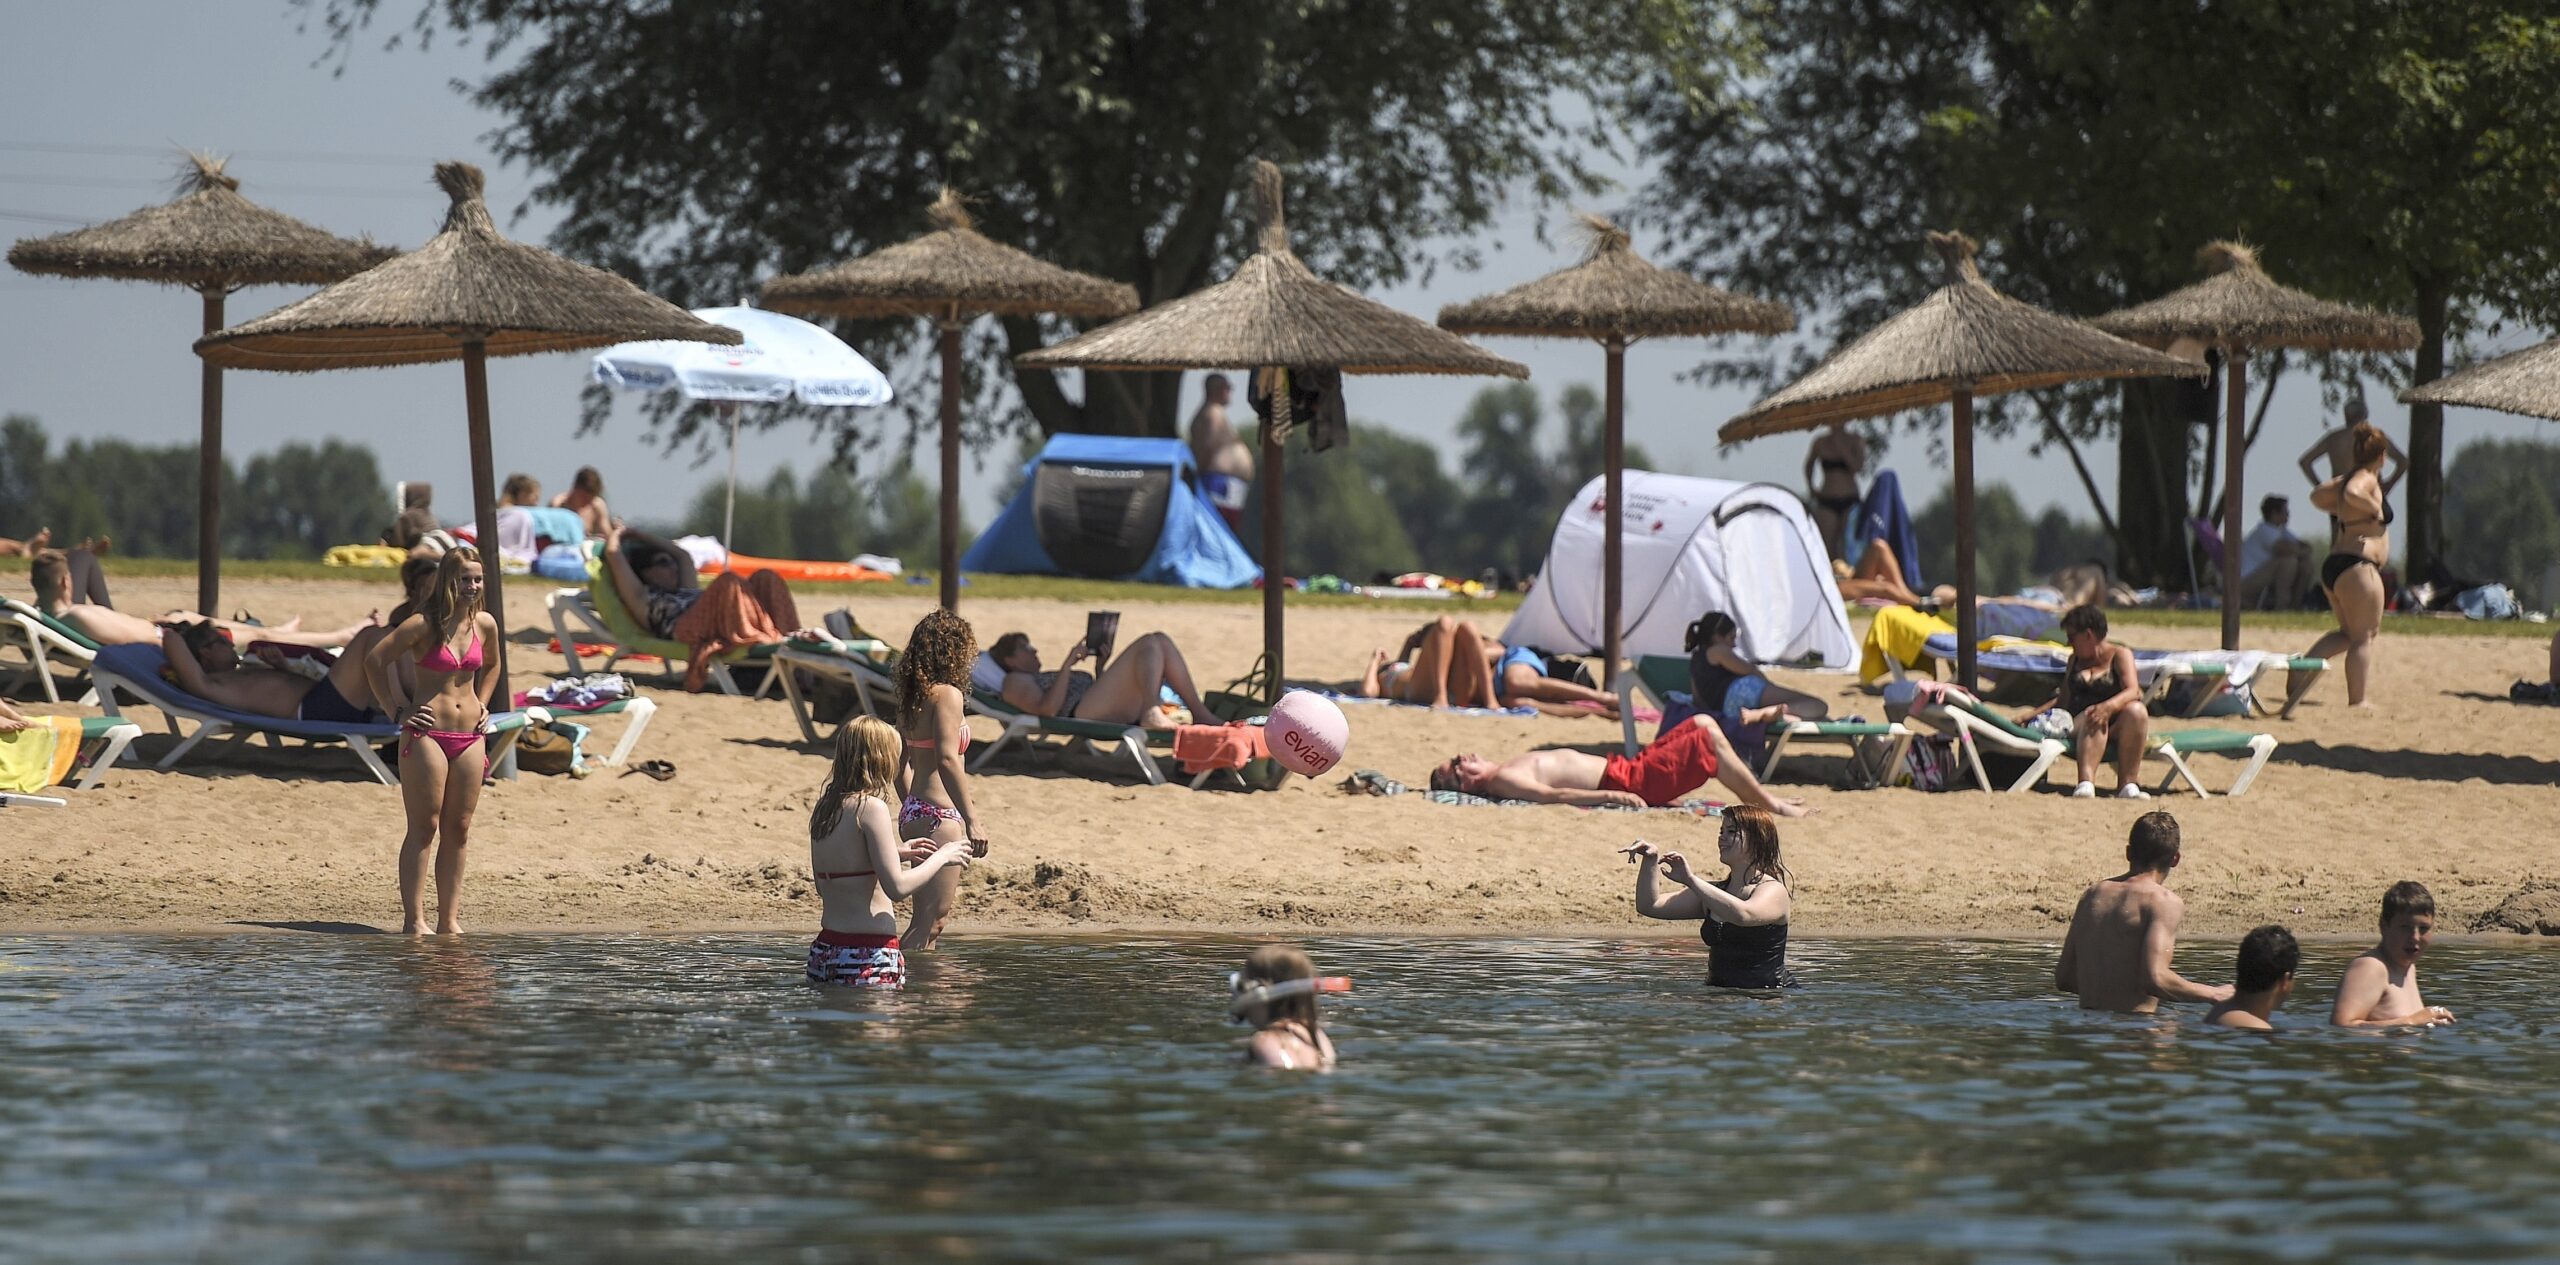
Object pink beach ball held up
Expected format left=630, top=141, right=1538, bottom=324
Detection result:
left=1267, top=690, right=1348, bottom=778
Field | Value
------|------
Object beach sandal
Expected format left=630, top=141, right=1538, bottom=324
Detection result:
left=1339, top=769, right=1405, bottom=797
left=621, top=759, right=677, bottom=781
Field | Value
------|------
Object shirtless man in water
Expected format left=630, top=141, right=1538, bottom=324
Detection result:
left=1429, top=715, right=1809, bottom=817
left=2054, top=811, right=2232, bottom=1013
left=2331, top=881, right=2457, bottom=1028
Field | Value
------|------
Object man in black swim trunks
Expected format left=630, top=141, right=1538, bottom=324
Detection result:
left=159, top=621, right=389, bottom=725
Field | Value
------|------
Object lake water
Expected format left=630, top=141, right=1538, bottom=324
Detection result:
left=2, top=933, right=2554, bottom=1262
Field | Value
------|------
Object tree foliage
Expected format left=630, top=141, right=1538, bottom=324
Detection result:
left=310, top=0, right=1697, bottom=465
left=0, top=415, right=390, bottom=561
left=675, top=464, right=948, bottom=568
left=2441, top=438, right=2560, bottom=610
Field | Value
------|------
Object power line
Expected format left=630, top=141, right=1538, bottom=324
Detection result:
left=0, top=206, right=95, bottom=226
left=0, top=139, right=448, bottom=167
left=0, top=171, right=443, bottom=201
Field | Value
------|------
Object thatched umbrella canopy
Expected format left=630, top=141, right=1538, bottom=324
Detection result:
left=2096, top=242, right=2418, bottom=648
left=2401, top=336, right=2560, bottom=423
left=1438, top=214, right=1795, bottom=674
left=198, top=161, right=740, bottom=688
left=1019, top=160, right=1529, bottom=700
left=761, top=189, right=1137, bottom=609
left=1722, top=232, right=2203, bottom=687
left=8, top=152, right=394, bottom=613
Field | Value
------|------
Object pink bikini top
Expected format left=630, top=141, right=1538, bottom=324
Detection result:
left=420, top=633, right=484, bottom=674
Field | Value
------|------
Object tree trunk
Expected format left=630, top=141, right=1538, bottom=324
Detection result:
left=2405, top=273, right=2451, bottom=580
left=1002, top=315, right=1183, bottom=438
left=2114, top=377, right=2198, bottom=586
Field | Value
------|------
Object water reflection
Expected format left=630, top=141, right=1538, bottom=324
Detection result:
left=0, top=934, right=2553, bottom=1262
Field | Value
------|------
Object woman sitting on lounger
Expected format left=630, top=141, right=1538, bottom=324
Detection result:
left=1687, top=611, right=1829, bottom=729
left=603, top=523, right=807, bottom=691
left=988, top=629, right=1214, bottom=729
left=2021, top=603, right=2150, bottom=799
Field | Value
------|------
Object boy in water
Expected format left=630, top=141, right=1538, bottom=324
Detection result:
left=2053, top=811, right=2232, bottom=1013
left=2205, top=925, right=2299, bottom=1030
left=2331, top=881, right=2457, bottom=1028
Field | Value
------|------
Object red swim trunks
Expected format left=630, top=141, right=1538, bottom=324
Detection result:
left=1599, top=719, right=1722, bottom=807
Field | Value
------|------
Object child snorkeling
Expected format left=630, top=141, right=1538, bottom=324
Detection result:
left=1229, top=945, right=1346, bottom=1071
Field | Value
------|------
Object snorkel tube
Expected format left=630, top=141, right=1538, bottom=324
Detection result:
left=1227, top=973, right=1353, bottom=1020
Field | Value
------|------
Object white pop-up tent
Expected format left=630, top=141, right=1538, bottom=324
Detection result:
left=1502, top=471, right=1854, bottom=669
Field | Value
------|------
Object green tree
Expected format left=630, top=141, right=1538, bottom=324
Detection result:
left=682, top=463, right=957, bottom=567
left=315, top=0, right=1704, bottom=457
left=231, top=441, right=393, bottom=560
left=2442, top=439, right=2560, bottom=610
left=1916, top=482, right=2039, bottom=598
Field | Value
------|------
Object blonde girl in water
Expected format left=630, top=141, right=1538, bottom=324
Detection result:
left=365, top=545, right=502, bottom=935
left=807, top=717, right=975, bottom=987
left=1229, top=944, right=1342, bottom=1071
left=894, top=610, right=991, bottom=952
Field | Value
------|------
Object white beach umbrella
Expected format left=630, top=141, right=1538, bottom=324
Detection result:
left=593, top=304, right=894, bottom=554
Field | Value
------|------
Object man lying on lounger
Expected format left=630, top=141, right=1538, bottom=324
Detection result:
left=157, top=621, right=389, bottom=726
left=30, top=549, right=372, bottom=650
left=1428, top=715, right=1810, bottom=817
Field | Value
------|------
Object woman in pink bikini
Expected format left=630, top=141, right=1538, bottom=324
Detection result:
left=365, top=545, right=503, bottom=935
left=894, top=609, right=991, bottom=952
left=807, top=716, right=977, bottom=987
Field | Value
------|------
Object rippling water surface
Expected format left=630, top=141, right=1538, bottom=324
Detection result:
left=2, top=933, right=2555, bottom=1262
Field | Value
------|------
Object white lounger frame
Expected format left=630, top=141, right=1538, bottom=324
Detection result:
left=2, top=598, right=101, bottom=705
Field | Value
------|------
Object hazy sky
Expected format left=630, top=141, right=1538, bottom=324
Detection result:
left=3, top=5, right=2550, bottom=557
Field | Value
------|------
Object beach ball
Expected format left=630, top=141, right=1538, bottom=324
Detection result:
left=1267, top=690, right=1349, bottom=778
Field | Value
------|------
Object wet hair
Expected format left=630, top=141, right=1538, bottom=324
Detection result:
left=2060, top=604, right=2108, bottom=640
left=810, top=716, right=902, bottom=843
left=2380, top=880, right=2435, bottom=928
left=1721, top=805, right=1791, bottom=887
left=2349, top=422, right=2387, bottom=470
left=2126, top=810, right=2181, bottom=872
left=419, top=544, right=486, bottom=648
left=501, top=473, right=541, bottom=505
left=2260, top=494, right=2288, bottom=518
left=2235, top=925, right=2300, bottom=994
left=896, top=609, right=979, bottom=727
left=1238, top=944, right=1321, bottom=1029
left=1685, top=612, right=1738, bottom=652
left=28, top=549, right=68, bottom=604
left=988, top=631, right=1032, bottom=666
left=572, top=466, right=605, bottom=496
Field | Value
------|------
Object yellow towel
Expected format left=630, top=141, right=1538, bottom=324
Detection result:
left=324, top=544, right=412, bottom=568
left=1860, top=606, right=1957, bottom=684
left=0, top=717, right=80, bottom=793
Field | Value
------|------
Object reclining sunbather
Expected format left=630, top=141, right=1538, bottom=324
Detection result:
left=1429, top=715, right=1808, bottom=817
left=604, top=523, right=808, bottom=691
left=989, top=629, right=1214, bottom=729
left=158, top=620, right=389, bottom=725
left=1359, top=616, right=1620, bottom=715
left=30, top=549, right=374, bottom=650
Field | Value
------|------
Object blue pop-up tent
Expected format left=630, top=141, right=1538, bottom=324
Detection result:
left=961, top=434, right=1260, bottom=588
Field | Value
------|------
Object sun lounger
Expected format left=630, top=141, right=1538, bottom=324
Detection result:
left=0, top=714, right=143, bottom=807
left=1614, top=653, right=1912, bottom=788
left=543, top=558, right=775, bottom=697
left=90, top=644, right=532, bottom=786
left=1895, top=633, right=2323, bottom=718
left=771, top=636, right=898, bottom=743
left=965, top=688, right=1177, bottom=787
left=2, top=598, right=102, bottom=705
left=1913, top=695, right=2272, bottom=796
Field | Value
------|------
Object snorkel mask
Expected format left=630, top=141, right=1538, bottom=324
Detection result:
left=1226, top=972, right=1353, bottom=1024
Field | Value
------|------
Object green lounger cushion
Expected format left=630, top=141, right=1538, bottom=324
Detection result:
left=1775, top=718, right=1897, bottom=738
left=2153, top=728, right=2264, bottom=754
left=16, top=602, right=103, bottom=653
left=1955, top=699, right=2055, bottom=746
left=972, top=689, right=1174, bottom=744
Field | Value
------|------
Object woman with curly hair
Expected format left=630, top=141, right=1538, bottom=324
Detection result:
left=894, top=609, right=991, bottom=951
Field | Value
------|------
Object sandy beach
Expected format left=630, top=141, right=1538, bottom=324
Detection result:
left=7, top=571, right=2555, bottom=938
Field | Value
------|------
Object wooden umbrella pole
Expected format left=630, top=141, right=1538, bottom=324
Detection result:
left=938, top=322, right=963, bottom=610
left=2222, top=348, right=2247, bottom=650
left=722, top=401, right=741, bottom=574
left=1261, top=374, right=1287, bottom=704
left=198, top=288, right=225, bottom=617
left=1602, top=337, right=1626, bottom=681
left=462, top=338, right=509, bottom=692
left=1952, top=390, right=1979, bottom=691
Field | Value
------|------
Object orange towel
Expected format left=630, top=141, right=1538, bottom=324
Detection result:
left=669, top=570, right=802, bottom=691
left=1173, top=722, right=1267, bottom=775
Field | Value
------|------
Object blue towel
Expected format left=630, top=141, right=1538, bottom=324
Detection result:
left=1856, top=469, right=1925, bottom=591
left=524, top=506, right=588, bottom=548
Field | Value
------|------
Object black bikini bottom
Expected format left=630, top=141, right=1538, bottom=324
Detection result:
left=1815, top=493, right=1862, bottom=515
left=2320, top=553, right=2375, bottom=592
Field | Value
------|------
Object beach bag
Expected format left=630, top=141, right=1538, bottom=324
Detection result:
left=515, top=719, right=591, bottom=777
left=1898, top=734, right=1962, bottom=792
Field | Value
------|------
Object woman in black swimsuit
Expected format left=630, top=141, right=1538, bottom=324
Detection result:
left=2020, top=603, right=2149, bottom=799
left=1803, top=421, right=1866, bottom=562
left=2295, top=422, right=2391, bottom=709
left=1623, top=806, right=1794, bottom=990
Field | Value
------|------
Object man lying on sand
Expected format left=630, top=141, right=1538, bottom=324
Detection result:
left=31, top=549, right=372, bottom=650
left=2205, top=925, right=2299, bottom=1030
left=2054, top=811, right=2232, bottom=1013
left=1429, top=715, right=1809, bottom=817
left=2331, top=881, right=2456, bottom=1028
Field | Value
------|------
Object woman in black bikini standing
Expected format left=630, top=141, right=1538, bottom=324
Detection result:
left=894, top=610, right=990, bottom=952
left=1803, top=421, right=1867, bottom=562
left=2295, top=422, right=2391, bottom=709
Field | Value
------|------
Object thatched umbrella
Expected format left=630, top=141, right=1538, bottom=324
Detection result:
left=1438, top=215, right=1795, bottom=676
left=196, top=162, right=739, bottom=688
left=761, top=190, right=1137, bottom=609
left=1722, top=232, right=2203, bottom=688
left=8, top=152, right=393, bottom=614
left=2401, top=336, right=2560, bottom=423
left=2095, top=242, right=2417, bottom=649
left=1018, top=160, right=1527, bottom=700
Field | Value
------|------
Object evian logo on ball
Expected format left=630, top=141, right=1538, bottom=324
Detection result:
left=1277, top=726, right=1335, bottom=773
